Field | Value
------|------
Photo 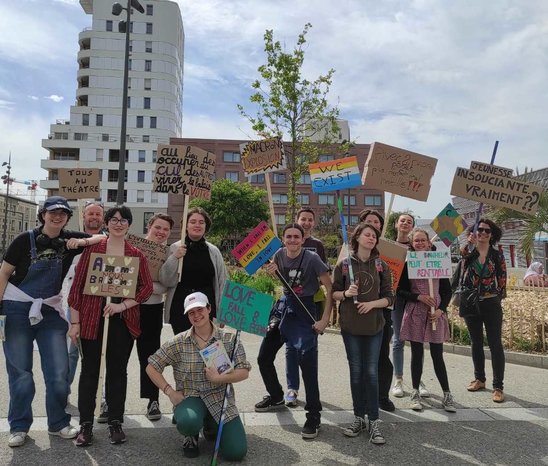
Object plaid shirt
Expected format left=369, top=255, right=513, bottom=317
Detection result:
left=148, top=325, right=251, bottom=423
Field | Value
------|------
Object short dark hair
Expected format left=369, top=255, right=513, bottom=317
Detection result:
left=282, top=223, right=305, bottom=237
left=104, top=206, right=133, bottom=225
left=37, top=208, right=73, bottom=225
left=147, top=213, right=174, bottom=229
left=358, top=209, right=384, bottom=230
left=295, top=208, right=315, bottom=220
left=468, top=217, right=503, bottom=245
left=186, top=207, right=211, bottom=233
left=350, top=223, right=381, bottom=253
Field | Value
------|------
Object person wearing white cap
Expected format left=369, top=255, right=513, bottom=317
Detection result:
left=146, top=291, right=251, bottom=461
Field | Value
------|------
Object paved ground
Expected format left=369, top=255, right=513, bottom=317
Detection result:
left=1, top=326, right=547, bottom=465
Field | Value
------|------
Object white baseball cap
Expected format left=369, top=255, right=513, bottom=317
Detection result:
left=184, top=292, right=210, bottom=314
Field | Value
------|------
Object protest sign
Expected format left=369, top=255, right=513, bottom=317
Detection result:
left=126, top=234, right=168, bottom=281
left=469, top=161, right=513, bottom=178
left=377, top=239, right=408, bottom=290
left=232, top=221, right=282, bottom=275
left=58, top=168, right=100, bottom=199
left=152, top=144, right=215, bottom=199
left=218, top=281, right=273, bottom=337
left=240, top=138, right=286, bottom=175
left=309, top=156, right=362, bottom=193
left=450, top=166, right=542, bottom=215
left=430, top=203, right=468, bottom=247
left=361, top=142, right=437, bottom=201
left=83, top=253, right=139, bottom=299
left=406, top=250, right=452, bottom=279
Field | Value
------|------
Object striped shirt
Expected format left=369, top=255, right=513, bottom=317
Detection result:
left=148, top=325, right=251, bottom=423
left=68, top=238, right=153, bottom=340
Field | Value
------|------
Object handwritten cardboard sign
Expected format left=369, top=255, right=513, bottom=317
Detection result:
left=152, top=144, right=215, bottom=199
left=309, top=156, right=362, bottom=193
left=83, top=253, right=139, bottom=298
left=240, top=138, right=286, bottom=175
left=361, top=142, right=437, bottom=201
left=406, top=250, right=452, bottom=279
left=430, top=203, right=468, bottom=247
left=450, top=166, right=543, bottom=215
left=58, top=168, right=100, bottom=199
left=232, top=221, right=282, bottom=275
left=218, top=281, right=273, bottom=337
left=126, top=234, right=168, bottom=281
left=377, top=238, right=408, bottom=290
left=469, top=161, right=513, bottom=178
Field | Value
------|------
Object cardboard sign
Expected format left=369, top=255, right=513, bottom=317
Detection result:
left=430, top=203, right=468, bottom=247
left=58, top=168, right=100, bottom=199
left=450, top=166, right=543, bottom=215
left=469, top=161, right=513, bottom=178
left=406, top=250, right=452, bottom=279
left=309, top=156, right=362, bottom=193
left=218, top=281, right=273, bottom=337
left=377, top=238, right=408, bottom=290
left=83, top=253, right=139, bottom=298
left=126, top=234, right=168, bottom=281
left=232, top=221, right=282, bottom=275
left=361, top=142, right=437, bottom=201
left=152, top=144, right=215, bottom=199
left=240, top=138, right=286, bottom=175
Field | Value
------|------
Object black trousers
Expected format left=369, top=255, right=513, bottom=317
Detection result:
left=257, top=326, right=284, bottom=401
left=410, top=341, right=449, bottom=392
left=378, top=309, right=394, bottom=399
left=137, top=302, right=164, bottom=401
left=79, top=314, right=134, bottom=424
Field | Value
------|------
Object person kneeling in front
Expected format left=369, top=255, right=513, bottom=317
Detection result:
left=146, top=292, right=250, bottom=460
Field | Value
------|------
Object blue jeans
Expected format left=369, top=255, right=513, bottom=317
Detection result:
left=66, top=308, right=79, bottom=388
left=3, top=303, right=70, bottom=433
left=391, top=299, right=405, bottom=378
left=342, top=330, right=383, bottom=421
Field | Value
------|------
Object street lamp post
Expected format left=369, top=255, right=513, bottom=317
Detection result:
left=112, top=0, right=144, bottom=205
left=1, top=152, right=12, bottom=257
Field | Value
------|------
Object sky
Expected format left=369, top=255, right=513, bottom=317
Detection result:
left=0, top=0, right=547, bottom=218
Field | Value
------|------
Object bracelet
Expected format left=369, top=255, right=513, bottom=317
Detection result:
left=71, top=322, right=80, bottom=325
left=162, top=383, right=172, bottom=395
left=342, top=290, right=347, bottom=299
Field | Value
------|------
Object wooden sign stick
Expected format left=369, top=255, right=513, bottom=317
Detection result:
left=94, top=297, right=111, bottom=417
left=264, top=173, right=277, bottom=236
left=381, top=193, right=396, bottom=238
left=178, top=194, right=190, bottom=280
left=78, top=199, right=84, bottom=232
left=428, top=279, right=437, bottom=331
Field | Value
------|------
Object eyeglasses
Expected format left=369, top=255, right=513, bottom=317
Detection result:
left=109, top=217, right=129, bottom=225
left=477, top=227, right=491, bottom=234
left=85, top=200, right=104, bottom=208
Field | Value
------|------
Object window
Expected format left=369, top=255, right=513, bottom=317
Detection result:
left=144, top=78, right=151, bottom=90
left=128, top=40, right=132, bottom=52
left=272, top=194, right=288, bottom=204
left=96, top=114, right=103, bottom=126
left=145, top=41, right=152, bottom=53
left=152, top=150, right=157, bottom=162
left=108, top=189, right=126, bottom=203
left=136, top=116, right=144, bottom=128
left=343, top=195, right=356, bottom=206
left=127, top=96, right=131, bottom=108
left=143, top=212, right=155, bottom=233
left=107, top=170, right=127, bottom=182
left=142, top=135, right=150, bottom=142
left=102, top=133, right=109, bottom=142
left=54, top=132, right=68, bottom=140
left=106, top=20, right=113, bottom=32
left=223, top=151, right=240, bottom=163
left=343, top=215, right=360, bottom=226
left=137, top=190, right=145, bottom=202
left=150, top=116, right=157, bottom=128
left=320, top=213, right=334, bottom=225
left=129, top=21, right=133, bottom=33
left=146, top=23, right=153, bottom=34
left=275, top=214, right=286, bottom=225
left=146, top=4, right=153, bottom=15
left=299, top=174, right=311, bottom=184
left=82, top=114, right=89, bottom=126
left=225, top=172, right=239, bottom=182
left=128, top=59, right=132, bottom=70
left=137, top=170, right=145, bottom=182
left=138, top=150, right=146, bottom=162
left=318, top=194, right=335, bottom=205
left=96, top=149, right=103, bottom=161
left=319, top=154, right=335, bottom=162
left=364, top=195, right=382, bottom=206
left=151, top=192, right=158, bottom=203
left=249, top=174, right=265, bottom=183
left=297, top=194, right=310, bottom=205
left=128, top=77, right=131, bottom=89
left=74, top=133, right=87, bottom=141
left=145, top=60, right=152, bottom=72
left=272, top=173, right=287, bottom=184
left=108, top=149, right=128, bottom=162
left=144, top=97, right=151, bottom=109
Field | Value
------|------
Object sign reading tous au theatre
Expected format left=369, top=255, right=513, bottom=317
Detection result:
left=361, top=142, right=437, bottom=201
left=83, top=253, right=139, bottom=299
left=126, top=234, right=168, bottom=282
left=152, top=144, right=215, bottom=199
left=240, top=138, right=286, bottom=175
left=58, top=168, right=100, bottom=199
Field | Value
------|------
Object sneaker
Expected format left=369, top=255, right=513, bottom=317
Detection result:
left=285, top=389, right=298, bottom=407
left=379, top=397, right=395, bottom=412
left=146, top=401, right=161, bottom=421
left=254, top=395, right=285, bottom=412
left=467, top=379, right=486, bottom=392
left=97, top=401, right=109, bottom=424
left=492, top=388, right=505, bottom=403
left=183, top=434, right=199, bottom=458
left=410, top=389, right=422, bottom=411
left=48, top=424, right=78, bottom=439
left=342, top=416, right=367, bottom=438
left=8, top=432, right=26, bottom=448
left=442, top=392, right=457, bottom=413
left=392, top=379, right=404, bottom=398
left=76, top=423, right=93, bottom=447
left=108, top=420, right=126, bottom=445
left=368, top=419, right=386, bottom=445
left=419, top=381, right=430, bottom=398
left=301, top=418, right=321, bottom=439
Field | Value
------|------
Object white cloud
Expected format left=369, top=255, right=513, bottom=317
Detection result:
left=44, top=95, right=64, bottom=103
left=28, top=95, right=39, bottom=101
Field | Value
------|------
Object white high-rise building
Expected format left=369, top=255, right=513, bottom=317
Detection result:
left=41, top=0, right=184, bottom=233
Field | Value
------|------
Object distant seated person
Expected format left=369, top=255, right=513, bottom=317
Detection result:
left=523, top=262, right=548, bottom=287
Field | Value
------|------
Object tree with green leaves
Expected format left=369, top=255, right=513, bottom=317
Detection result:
left=238, top=23, right=344, bottom=220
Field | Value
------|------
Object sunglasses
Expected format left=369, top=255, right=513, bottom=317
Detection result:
left=85, top=200, right=104, bottom=208
left=477, top=227, right=491, bottom=234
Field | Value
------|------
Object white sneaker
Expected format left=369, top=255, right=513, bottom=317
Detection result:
left=8, top=432, right=27, bottom=447
left=392, top=379, right=404, bottom=398
left=285, top=389, right=298, bottom=407
left=410, top=389, right=422, bottom=411
left=48, top=425, right=78, bottom=439
left=419, top=381, right=430, bottom=398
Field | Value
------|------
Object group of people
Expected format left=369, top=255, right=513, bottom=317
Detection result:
left=0, top=196, right=509, bottom=460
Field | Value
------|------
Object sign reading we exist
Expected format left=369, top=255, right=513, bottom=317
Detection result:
left=126, top=234, right=168, bottom=282
left=406, top=250, right=452, bottom=279
left=309, top=156, right=361, bottom=193
left=58, top=169, right=100, bottom=199
left=152, top=144, right=215, bottom=199
left=232, top=221, right=282, bottom=275
left=83, top=253, right=139, bottom=299
left=240, top=138, right=286, bottom=175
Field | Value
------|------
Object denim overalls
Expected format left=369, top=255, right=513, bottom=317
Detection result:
left=2, top=231, right=71, bottom=433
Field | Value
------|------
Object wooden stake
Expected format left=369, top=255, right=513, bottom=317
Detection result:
left=178, top=194, right=190, bottom=280
left=428, top=278, right=436, bottom=331
left=95, top=298, right=110, bottom=417
left=264, top=173, right=277, bottom=236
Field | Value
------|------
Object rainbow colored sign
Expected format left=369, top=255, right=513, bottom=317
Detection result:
left=231, top=221, right=282, bottom=275
left=309, top=156, right=361, bottom=193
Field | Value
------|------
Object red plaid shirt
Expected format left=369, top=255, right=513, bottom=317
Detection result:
left=68, top=238, right=153, bottom=340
